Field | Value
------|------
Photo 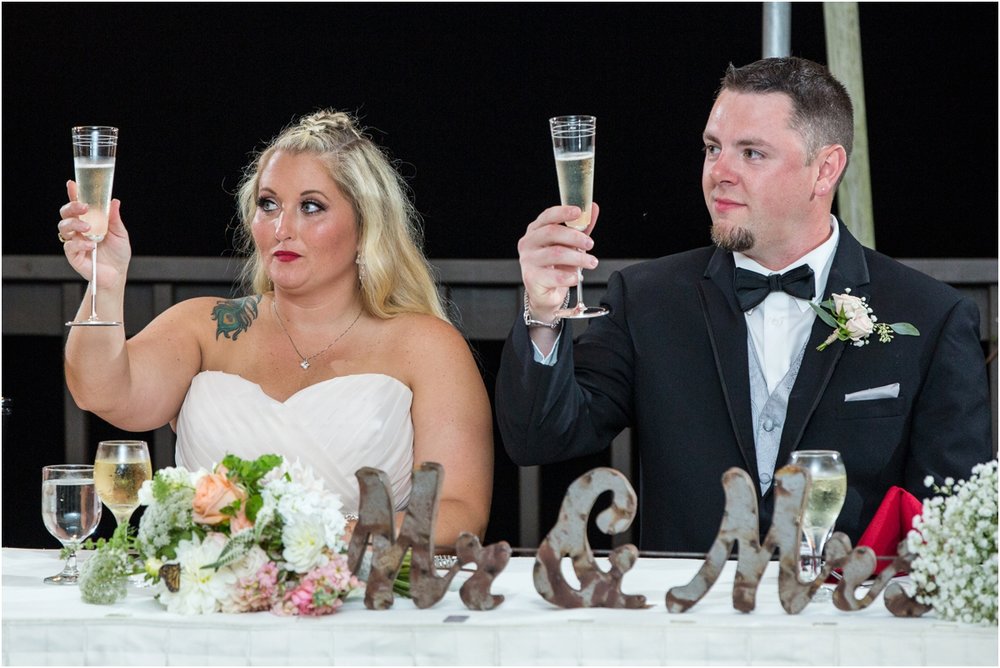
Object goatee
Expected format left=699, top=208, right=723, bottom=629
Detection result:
left=711, top=224, right=755, bottom=253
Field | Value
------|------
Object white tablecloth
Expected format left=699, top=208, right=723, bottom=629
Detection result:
left=2, top=548, right=996, bottom=665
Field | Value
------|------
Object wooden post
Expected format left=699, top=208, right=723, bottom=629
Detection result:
left=824, top=2, right=876, bottom=249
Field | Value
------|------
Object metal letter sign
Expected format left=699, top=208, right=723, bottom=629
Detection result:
left=348, top=464, right=511, bottom=610
left=349, top=463, right=932, bottom=617
left=533, top=467, right=649, bottom=609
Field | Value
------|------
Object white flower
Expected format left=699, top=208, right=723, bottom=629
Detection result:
left=260, top=470, right=347, bottom=555
left=907, top=460, right=998, bottom=625
left=158, top=532, right=237, bottom=615
left=229, top=544, right=270, bottom=581
left=137, top=479, right=155, bottom=506
left=282, top=517, right=332, bottom=573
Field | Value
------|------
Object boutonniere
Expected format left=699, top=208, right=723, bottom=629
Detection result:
left=810, top=288, right=920, bottom=351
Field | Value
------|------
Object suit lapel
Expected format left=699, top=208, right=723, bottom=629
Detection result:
left=776, top=221, right=872, bottom=466
left=698, top=248, right=758, bottom=479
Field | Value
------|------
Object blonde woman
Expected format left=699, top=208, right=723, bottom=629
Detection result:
left=59, top=110, right=493, bottom=544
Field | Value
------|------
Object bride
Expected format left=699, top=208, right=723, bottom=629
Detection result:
left=58, top=110, right=493, bottom=545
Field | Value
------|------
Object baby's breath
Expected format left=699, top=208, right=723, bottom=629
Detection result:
left=906, top=460, right=998, bottom=625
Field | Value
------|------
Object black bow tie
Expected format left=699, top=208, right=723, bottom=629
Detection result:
left=734, top=264, right=815, bottom=311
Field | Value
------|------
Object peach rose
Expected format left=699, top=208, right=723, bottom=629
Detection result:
left=192, top=472, right=247, bottom=525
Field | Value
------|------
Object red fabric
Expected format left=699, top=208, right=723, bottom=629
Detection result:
left=856, top=485, right=923, bottom=575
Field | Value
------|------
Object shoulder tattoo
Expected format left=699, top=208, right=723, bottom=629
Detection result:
left=211, top=295, right=262, bottom=341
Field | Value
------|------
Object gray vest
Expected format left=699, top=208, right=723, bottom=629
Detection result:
left=748, top=339, right=807, bottom=495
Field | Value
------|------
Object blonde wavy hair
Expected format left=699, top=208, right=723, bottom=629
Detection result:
left=234, top=109, right=449, bottom=322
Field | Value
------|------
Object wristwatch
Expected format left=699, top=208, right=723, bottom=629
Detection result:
left=523, top=291, right=568, bottom=329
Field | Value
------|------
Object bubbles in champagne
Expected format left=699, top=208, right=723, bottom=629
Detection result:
left=555, top=151, right=594, bottom=230
left=73, top=157, right=116, bottom=241
left=802, top=473, right=847, bottom=532
left=94, top=459, right=152, bottom=514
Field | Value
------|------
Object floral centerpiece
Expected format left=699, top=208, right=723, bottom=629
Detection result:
left=905, top=460, right=998, bottom=625
left=83, top=453, right=360, bottom=615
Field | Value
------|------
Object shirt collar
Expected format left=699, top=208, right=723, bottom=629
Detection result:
left=733, top=215, right=840, bottom=313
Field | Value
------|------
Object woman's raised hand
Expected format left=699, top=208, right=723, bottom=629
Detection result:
left=58, top=179, right=131, bottom=289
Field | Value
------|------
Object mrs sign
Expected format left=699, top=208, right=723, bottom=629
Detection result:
left=349, top=463, right=929, bottom=617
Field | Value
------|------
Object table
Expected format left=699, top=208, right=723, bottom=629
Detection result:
left=2, top=548, right=996, bottom=665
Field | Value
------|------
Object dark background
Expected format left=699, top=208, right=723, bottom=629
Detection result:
left=3, top=3, right=997, bottom=549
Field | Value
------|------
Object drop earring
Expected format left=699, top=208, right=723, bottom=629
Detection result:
left=356, top=252, right=367, bottom=287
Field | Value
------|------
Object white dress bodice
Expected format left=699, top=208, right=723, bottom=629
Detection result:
left=174, top=371, right=413, bottom=513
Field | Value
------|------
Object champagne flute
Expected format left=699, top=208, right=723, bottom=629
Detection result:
left=66, top=125, right=121, bottom=327
left=789, top=450, right=847, bottom=583
left=93, top=440, right=152, bottom=529
left=41, top=464, right=102, bottom=584
left=550, top=115, right=607, bottom=319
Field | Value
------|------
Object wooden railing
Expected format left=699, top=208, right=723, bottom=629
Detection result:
left=4, top=255, right=997, bottom=547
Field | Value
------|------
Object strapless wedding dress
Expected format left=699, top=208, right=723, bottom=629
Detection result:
left=174, top=371, right=413, bottom=513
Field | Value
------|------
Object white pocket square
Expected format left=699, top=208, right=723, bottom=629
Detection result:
left=844, top=383, right=900, bottom=402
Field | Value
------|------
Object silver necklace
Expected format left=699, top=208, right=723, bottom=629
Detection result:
left=271, top=299, right=362, bottom=370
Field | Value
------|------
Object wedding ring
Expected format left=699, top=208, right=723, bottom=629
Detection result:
left=58, top=231, right=71, bottom=243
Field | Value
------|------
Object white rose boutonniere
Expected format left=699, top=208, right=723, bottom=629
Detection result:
left=811, top=288, right=919, bottom=351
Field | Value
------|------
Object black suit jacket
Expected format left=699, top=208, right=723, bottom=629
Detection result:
left=496, top=222, right=992, bottom=552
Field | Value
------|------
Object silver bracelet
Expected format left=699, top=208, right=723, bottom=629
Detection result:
left=523, top=291, right=569, bottom=329
left=434, top=554, right=459, bottom=570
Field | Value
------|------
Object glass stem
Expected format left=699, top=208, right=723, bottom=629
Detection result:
left=89, top=245, right=99, bottom=320
left=64, top=548, right=78, bottom=576
left=575, top=250, right=585, bottom=307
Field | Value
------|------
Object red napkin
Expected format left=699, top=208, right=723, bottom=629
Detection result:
left=856, top=485, right=923, bottom=575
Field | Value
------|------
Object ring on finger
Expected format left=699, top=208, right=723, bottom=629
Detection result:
left=58, top=231, right=71, bottom=244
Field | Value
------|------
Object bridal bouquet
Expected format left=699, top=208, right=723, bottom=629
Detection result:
left=134, top=453, right=360, bottom=615
left=905, top=460, right=998, bottom=625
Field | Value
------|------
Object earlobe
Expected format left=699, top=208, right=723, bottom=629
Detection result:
left=815, top=145, right=847, bottom=195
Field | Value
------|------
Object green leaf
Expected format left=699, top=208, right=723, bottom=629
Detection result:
left=810, top=302, right=840, bottom=329
left=245, top=494, right=263, bottom=522
left=890, top=322, right=920, bottom=336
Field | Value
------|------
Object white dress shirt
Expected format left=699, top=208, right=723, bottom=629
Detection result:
left=733, top=217, right=839, bottom=394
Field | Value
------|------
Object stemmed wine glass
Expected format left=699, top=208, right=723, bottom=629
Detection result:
left=41, top=464, right=102, bottom=584
left=93, top=440, right=152, bottom=530
left=66, top=125, right=121, bottom=327
left=550, top=115, right=607, bottom=319
left=789, top=450, right=847, bottom=588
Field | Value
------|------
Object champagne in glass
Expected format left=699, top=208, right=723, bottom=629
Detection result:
left=550, top=115, right=607, bottom=319
left=41, top=465, right=102, bottom=584
left=789, top=450, right=847, bottom=582
left=555, top=150, right=595, bottom=231
left=66, top=125, right=121, bottom=327
left=94, top=440, right=152, bottom=528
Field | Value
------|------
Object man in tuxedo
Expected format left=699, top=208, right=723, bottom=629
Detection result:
left=495, top=57, right=992, bottom=553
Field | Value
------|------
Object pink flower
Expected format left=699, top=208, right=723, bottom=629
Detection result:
left=274, top=553, right=358, bottom=616
left=223, top=561, right=279, bottom=613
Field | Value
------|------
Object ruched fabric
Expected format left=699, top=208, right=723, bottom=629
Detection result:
left=175, top=371, right=413, bottom=513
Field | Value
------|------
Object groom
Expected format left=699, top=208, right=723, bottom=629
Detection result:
left=495, top=57, right=991, bottom=553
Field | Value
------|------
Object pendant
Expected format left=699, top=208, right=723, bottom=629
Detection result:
left=300, top=360, right=310, bottom=370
